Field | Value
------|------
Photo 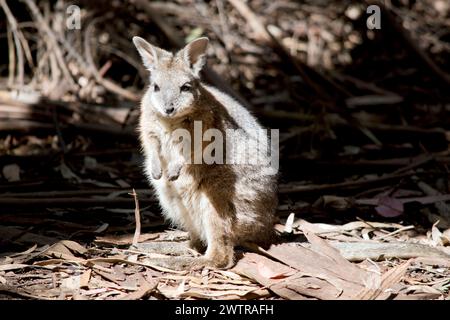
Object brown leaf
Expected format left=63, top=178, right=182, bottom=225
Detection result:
left=257, top=261, right=291, bottom=279
left=79, top=269, right=92, bottom=289
left=375, top=196, right=403, bottom=217
left=60, top=240, right=87, bottom=255
left=2, top=164, right=20, bottom=182
left=355, top=260, right=411, bottom=300
left=119, top=280, right=157, bottom=300
left=261, top=229, right=381, bottom=299
left=233, top=252, right=339, bottom=300
left=45, top=240, right=86, bottom=261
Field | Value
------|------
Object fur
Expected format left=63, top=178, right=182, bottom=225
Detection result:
left=133, top=36, right=278, bottom=269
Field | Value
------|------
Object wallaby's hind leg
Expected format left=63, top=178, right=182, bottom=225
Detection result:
left=202, top=210, right=235, bottom=269
left=142, top=235, right=234, bottom=271
left=204, top=235, right=234, bottom=269
left=188, top=233, right=207, bottom=254
left=137, top=225, right=234, bottom=271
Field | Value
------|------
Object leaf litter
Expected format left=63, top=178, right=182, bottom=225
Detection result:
left=1, top=217, right=449, bottom=300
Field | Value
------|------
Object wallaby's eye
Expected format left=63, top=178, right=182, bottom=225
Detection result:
left=180, top=83, right=191, bottom=92
left=154, top=84, right=160, bottom=92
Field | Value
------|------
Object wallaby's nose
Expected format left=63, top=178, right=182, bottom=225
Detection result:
left=165, top=107, right=175, bottom=115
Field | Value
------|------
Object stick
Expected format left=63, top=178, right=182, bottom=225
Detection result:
left=1, top=0, right=24, bottom=87
left=330, top=242, right=450, bottom=262
left=6, top=24, right=15, bottom=87
left=130, top=189, right=141, bottom=246
left=0, top=197, right=155, bottom=208
left=0, top=188, right=153, bottom=198
left=279, top=171, right=412, bottom=194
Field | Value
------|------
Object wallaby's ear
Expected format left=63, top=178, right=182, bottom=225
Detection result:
left=180, top=37, right=209, bottom=77
left=132, top=36, right=170, bottom=70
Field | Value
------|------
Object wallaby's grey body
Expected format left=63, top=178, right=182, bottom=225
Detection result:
left=133, top=36, right=277, bottom=269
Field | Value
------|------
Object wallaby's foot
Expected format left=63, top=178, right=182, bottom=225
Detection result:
left=142, top=240, right=235, bottom=271
left=204, top=242, right=235, bottom=269
left=151, top=163, right=162, bottom=180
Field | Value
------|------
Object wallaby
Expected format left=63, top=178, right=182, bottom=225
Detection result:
left=132, top=35, right=278, bottom=270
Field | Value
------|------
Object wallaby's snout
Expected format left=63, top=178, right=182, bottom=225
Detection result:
left=165, top=106, right=175, bottom=115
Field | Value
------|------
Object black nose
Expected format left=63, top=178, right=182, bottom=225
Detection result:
left=165, top=107, right=174, bottom=114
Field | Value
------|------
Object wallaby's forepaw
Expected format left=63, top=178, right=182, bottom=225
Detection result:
left=166, top=162, right=183, bottom=181
left=151, top=162, right=162, bottom=180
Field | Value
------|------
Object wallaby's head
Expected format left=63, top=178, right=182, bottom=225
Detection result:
left=133, top=36, right=209, bottom=119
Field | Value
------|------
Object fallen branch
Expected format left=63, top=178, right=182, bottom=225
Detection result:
left=0, top=197, right=155, bottom=208
left=330, top=241, right=450, bottom=262
left=279, top=171, right=411, bottom=194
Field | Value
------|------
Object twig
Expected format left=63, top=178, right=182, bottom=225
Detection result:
left=374, top=225, right=415, bottom=241
left=0, top=188, right=152, bottom=198
left=130, top=188, right=142, bottom=246
left=1, top=0, right=24, bottom=87
left=279, top=171, right=412, bottom=194
left=215, top=0, right=233, bottom=51
left=6, top=24, right=15, bottom=87
left=0, top=197, right=155, bottom=208
left=331, top=242, right=450, bottom=262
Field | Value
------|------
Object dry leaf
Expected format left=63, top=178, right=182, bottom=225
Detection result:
left=44, top=240, right=86, bottom=261
left=356, top=260, right=411, bottom=300
left=257, top=261, right=291, bottom=279
left=375, top=196, right=403, bottom=218
left=79, top=269, right=92, bottom=289
left=2, top=164, right=20, bottom=182
left=120, top=280, right=157, bottom=300
left=234, top=252, right=346, bottom=300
